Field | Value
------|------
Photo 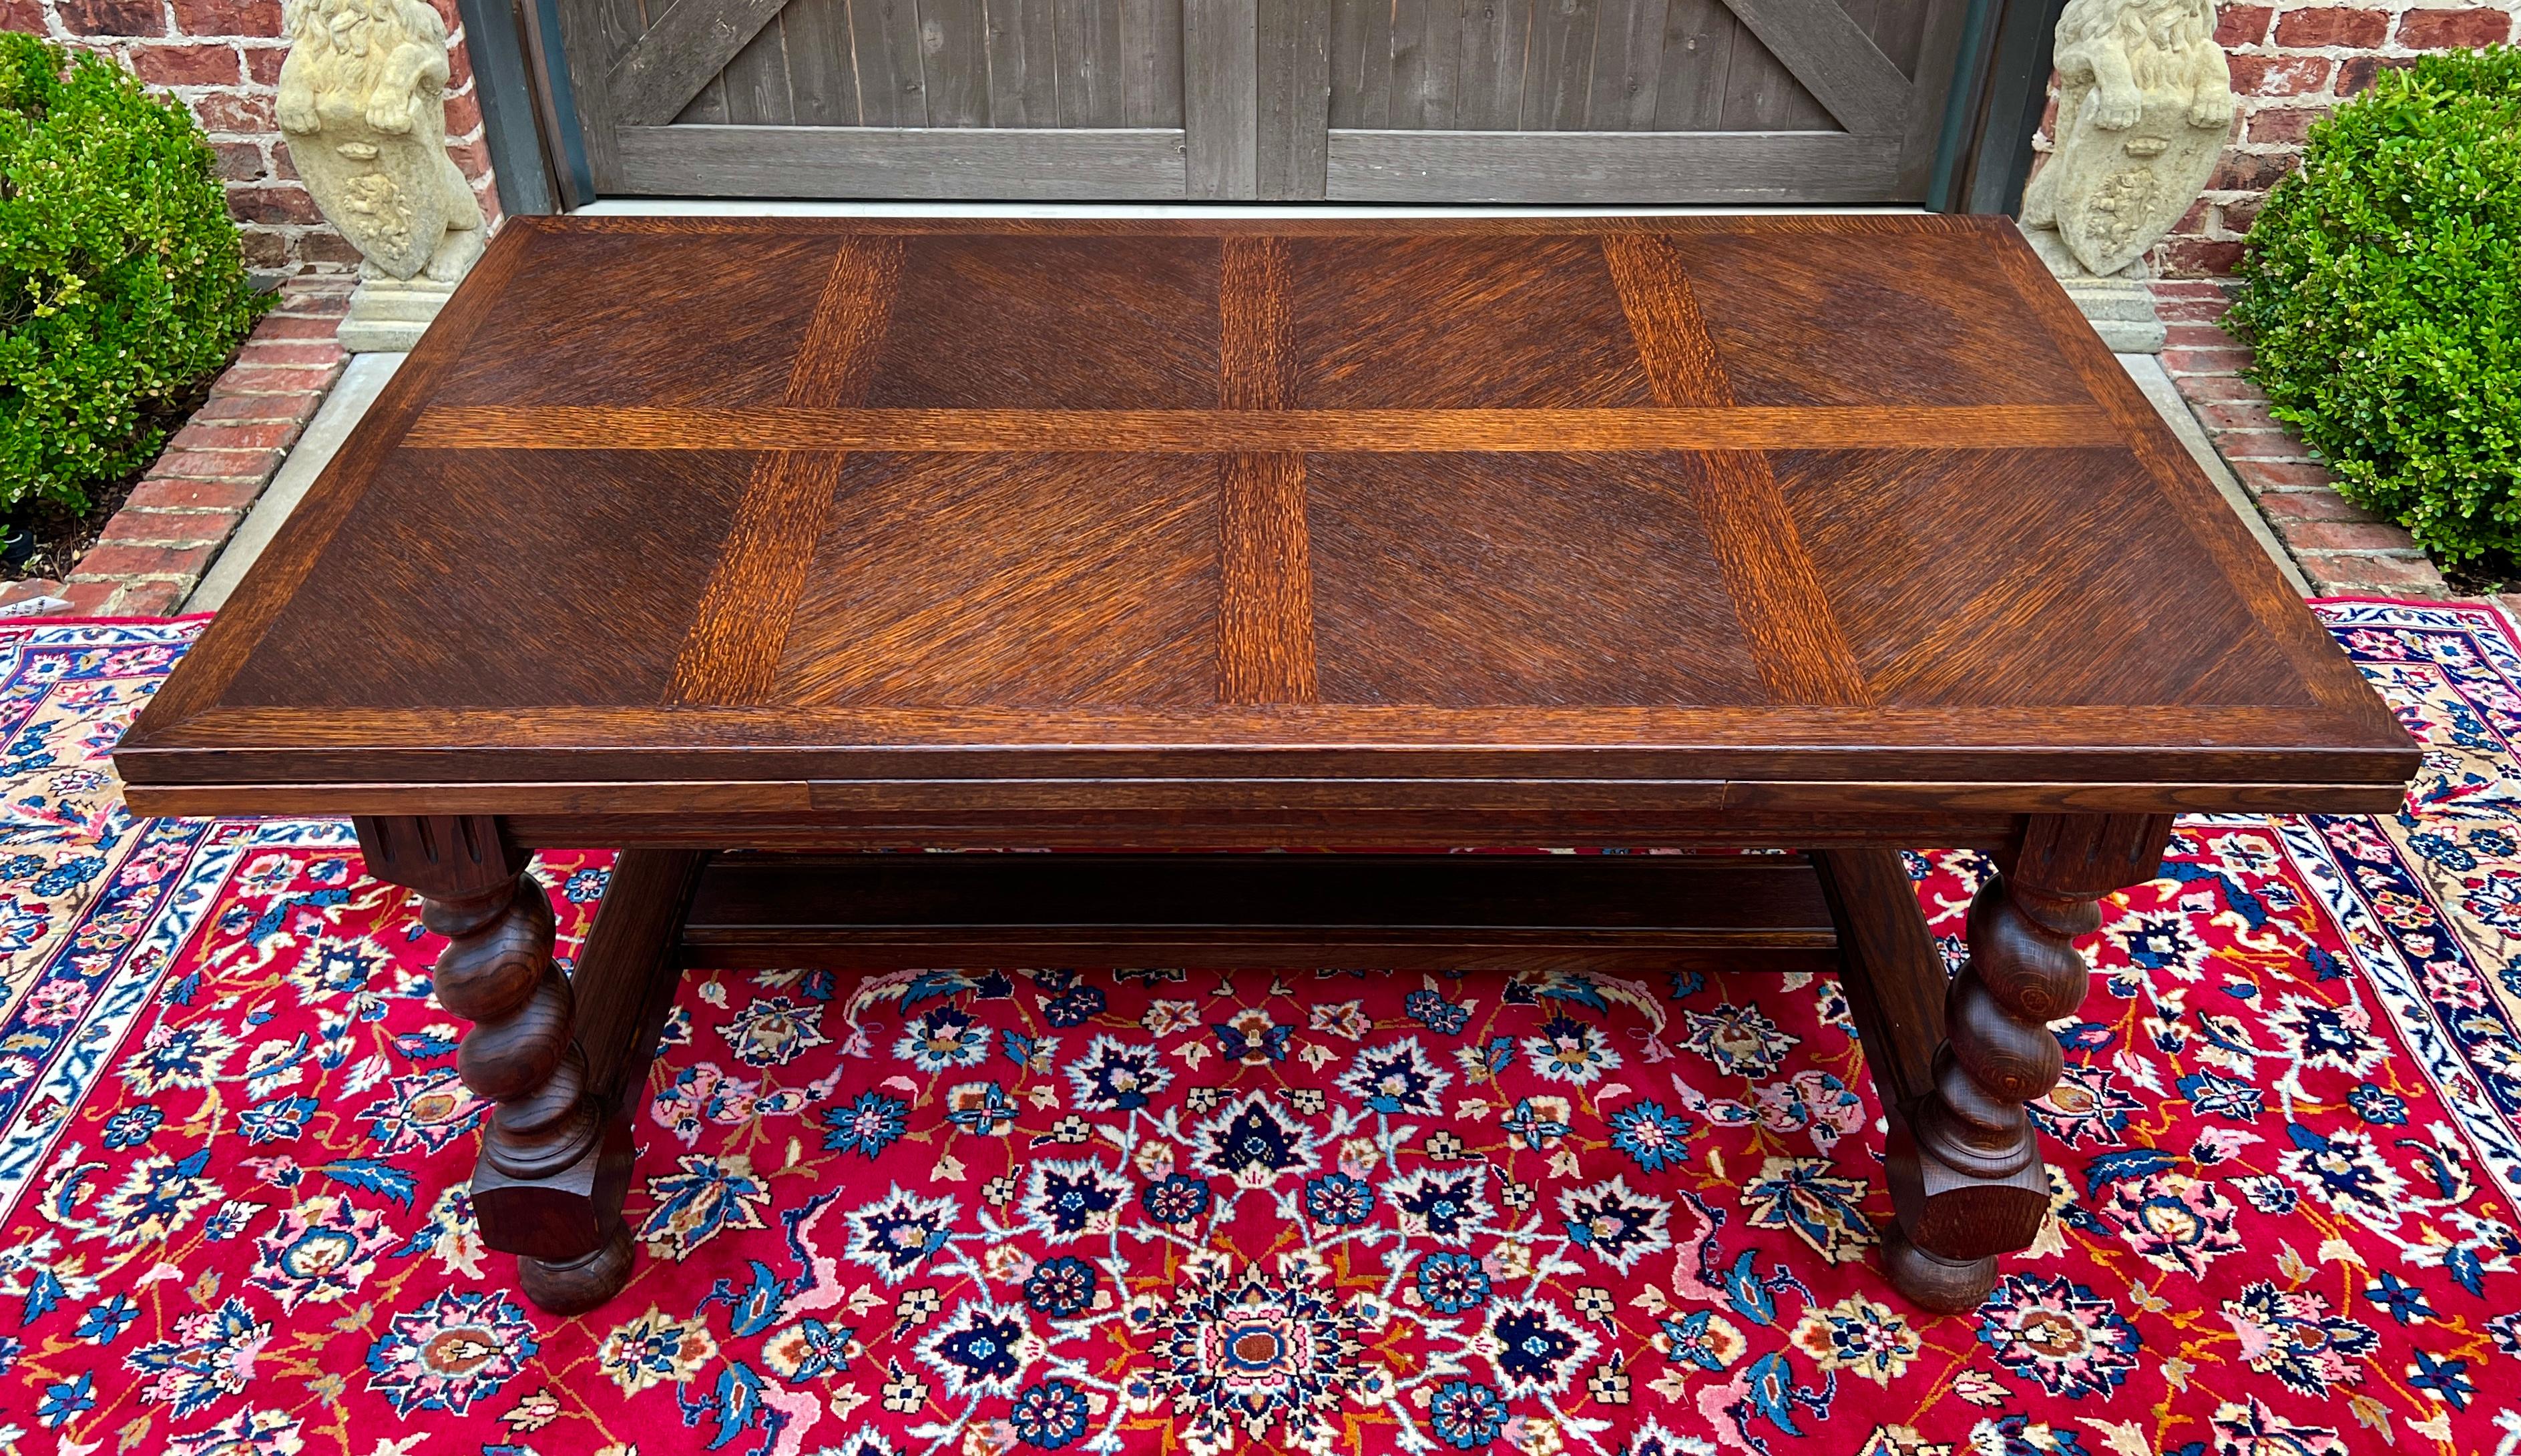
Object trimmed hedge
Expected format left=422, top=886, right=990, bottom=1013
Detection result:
left=1, top=33, right=267, bottom=513
left=2229, top=47, right=2520, bottom=567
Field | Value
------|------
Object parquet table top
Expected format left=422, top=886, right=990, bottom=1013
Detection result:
left=118, top=215, right=2417, bottom=830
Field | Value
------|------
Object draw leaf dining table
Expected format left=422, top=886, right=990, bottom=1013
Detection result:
left=113, top=215, right=2416, bottom=1316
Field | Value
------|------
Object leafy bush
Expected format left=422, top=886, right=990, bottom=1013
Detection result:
left=2229, top=47, right=2520, bottom=567
left=1, top=33, right=267, bottom=512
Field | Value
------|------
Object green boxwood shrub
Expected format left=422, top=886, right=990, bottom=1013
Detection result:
left=2229, top=47, right=2519, bottom=567
left=1, top=32, right=266, bottom=513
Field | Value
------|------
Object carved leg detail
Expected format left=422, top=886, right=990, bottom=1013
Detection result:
left=359, top=818, right=702, bottom=1315
left=1815, top=816, right=2174, bottom=1314
left=1911, top=872, right=2090, bottom=1183
left=427, top=879, right=602, bottom=1181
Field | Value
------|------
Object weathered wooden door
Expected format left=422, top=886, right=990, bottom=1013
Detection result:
left=555, top=0, right=1968, bottom=201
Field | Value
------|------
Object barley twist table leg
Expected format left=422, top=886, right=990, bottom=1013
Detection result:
left=1817, top=815, right=2173, bottom=1313
left=355, top=818, right=698, bottom=1315
left=427, top=876, right=601, bottom=1180
left=1911, top=869, right=2091, bottom=1184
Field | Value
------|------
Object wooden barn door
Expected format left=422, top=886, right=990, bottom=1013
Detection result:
left=553, top=0, right=1968, bottom=201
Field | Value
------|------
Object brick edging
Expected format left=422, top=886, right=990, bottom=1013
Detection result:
left=1, top=280, right=350, bottom=618
left=2148, top=278, right=2452, bottom=599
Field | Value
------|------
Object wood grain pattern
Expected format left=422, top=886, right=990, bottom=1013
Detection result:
left=774, top=452, right=1221, bottom=707
left=1605, top=232, right=1869, bottom=706
left=1218, top=235, right=1296, bottom=412
left=145, top=221, right=547, bottom=730
left=1708, top=0, right=1908, bottom=130
left=566, top=0, right=1956, bottom=204
left=1185, top=0, right=1260, bottom=197
left=405, top=404, right=2122, bottom=453
left=123, top=216, right=2416, bottom=831
left=125, top=699, right=2410, bottom=753
left=1217, top=236, right=1316, bottom=702
left=668, top=236, right=903, bottom=705
left=1218, top=453, right=1315, bottom=702
left=1323, top=129, right=1905, bottom=202
left=1980, top=229, right=2385, bottom=721
left=612, top=125, right=1190, bottom=199
left=1255, top=0, right=1333, bottom=196
left=1320, top=0, right=1929, bottom=135
left=604, top=0, right=791, bottom=124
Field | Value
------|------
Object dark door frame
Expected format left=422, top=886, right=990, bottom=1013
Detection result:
left=467, top=0, right=2059, bottom=216
left=1929, top=0, right=2067, bottom=212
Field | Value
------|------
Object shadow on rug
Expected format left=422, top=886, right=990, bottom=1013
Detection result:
left=0, top=600, right=2511, bottom=1456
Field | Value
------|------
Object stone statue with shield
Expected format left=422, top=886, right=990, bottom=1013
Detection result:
left=276, top=0, right=486, bottom=348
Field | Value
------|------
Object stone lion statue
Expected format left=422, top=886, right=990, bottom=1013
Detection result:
left=276, top=0, right=485, bottom=282
left=2020, top=0, right=2235, bottom=277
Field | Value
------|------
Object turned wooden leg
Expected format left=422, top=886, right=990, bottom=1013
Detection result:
left=1813, top=814, right=2172, bottom=1313
left=357, top=817, right=702, bottom=1315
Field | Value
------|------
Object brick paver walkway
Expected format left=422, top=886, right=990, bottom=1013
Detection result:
left=2150, top=278, right=2451, bottom=599
left=1, top=280, right=351, bottom=616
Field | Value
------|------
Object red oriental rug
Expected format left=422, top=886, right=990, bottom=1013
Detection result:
left=0, top=599, right=2514, bottom=1456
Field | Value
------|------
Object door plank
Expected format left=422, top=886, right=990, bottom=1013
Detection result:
left=780, top=0, right=865, bottom=122
left=1589, top=0, right=1668, bottom=128
left=850, top=0, right=929, bottom=124
left=616, top=124, right=1189, bottom=195
left=1523, top=0, right=1600, bottom=130
left=1417, top=0, right=1462, bottom=126
left=994, top=0, right=1060, bottom=123
left=1325, top=128, right=1903, bottom=199
left=1184, top=0, right=1258, bottom=196
left=1654, top=0, right=1737, bottom=128
left=676, top=73, right=731, bottom=120
left=1256, top=0, right=1330, bottom=195
left=922, top=0, right=994, bottom=124
left=605, top=0, right=791, bottom=124
left=1056, top=0, right=1129, bottom=122
left=1893, top=0, right=1968, bottom=194
left=718, top=14, right=794, bottom=123
left=1335, top=0, right=1393, bottom=127
left=1454, top=0, right=1529, bottom=126
left=1121, top=0, right=1185, bottom=124
left=1714, top=0, right=1907, bottom=132
left=1863, top=0, right=1926, bottom=73
left=1390, top=0, right=1455, bottom=128
left=550, top=0, right=632, bottom=186
left=1719, top=21, right=1832, bottom=128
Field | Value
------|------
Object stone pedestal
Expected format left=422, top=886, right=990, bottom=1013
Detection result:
left=338, top=276, right=457, bottom=353
left=2024, top=224, right=2166, bottom=354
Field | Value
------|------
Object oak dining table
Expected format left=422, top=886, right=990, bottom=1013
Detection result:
left=113, top=214, right=2417, bottom=1314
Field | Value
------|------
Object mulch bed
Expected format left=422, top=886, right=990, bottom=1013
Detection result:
left=5, top=374, right=220, bottom=585
left=2444, top=550, right=2521, bottom=598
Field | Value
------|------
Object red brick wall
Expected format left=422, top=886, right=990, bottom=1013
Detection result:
left=6, top=0, right=500, bottom=276
left=2032, top=0, right=2517, bottom=277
